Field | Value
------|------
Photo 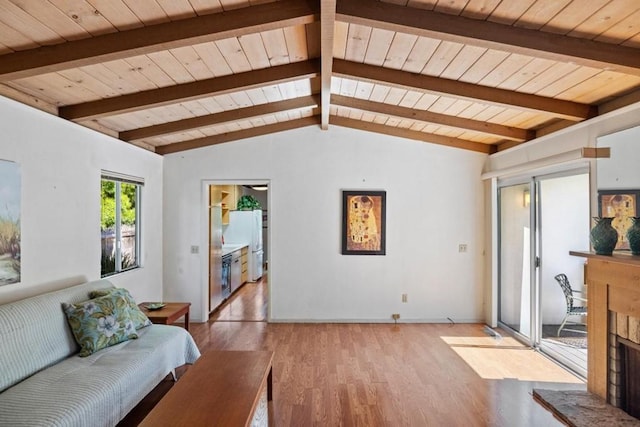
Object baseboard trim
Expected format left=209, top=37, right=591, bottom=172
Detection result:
left=268, top=318, right=484, bottom=324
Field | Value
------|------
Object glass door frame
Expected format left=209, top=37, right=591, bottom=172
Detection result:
left=497, top=177, right=537, bottom=346
left=497, top=167, right=590, bottom=357
left=533, top=169, right=590, bottom=378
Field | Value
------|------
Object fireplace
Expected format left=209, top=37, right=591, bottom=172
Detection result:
left=608, top=312, right=640, bottom=418
left=618, top=337, right=640, bottom=418
left=569, top=251, right=640, bottom=419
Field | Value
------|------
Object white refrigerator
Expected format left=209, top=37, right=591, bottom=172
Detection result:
left=224, top=209, right=263, bottom=281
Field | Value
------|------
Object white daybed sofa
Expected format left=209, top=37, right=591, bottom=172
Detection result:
left=0, top=279, right=200, bottom=426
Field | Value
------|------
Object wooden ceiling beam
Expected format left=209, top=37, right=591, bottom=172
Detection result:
left=156, top=116, right=320, bottom=155
left=330, top=116, right=495, bottom=154
left=320, top=0, right=337, bottom=130
left=0, top=0, right=319, bottom=82
left=337, top=0, right=640, bottom=77
left=598, top=87, right=640, bottom=115
left=121, top=95, right=320, bottom=141
left=60, top=60, right=320, bottom=121
left=333, top=59, right=595, bottom=121
left=332, top=94, right=532, bottom=142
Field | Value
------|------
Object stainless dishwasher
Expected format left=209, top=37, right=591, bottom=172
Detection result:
left=221, top=253, right=231, bottom=299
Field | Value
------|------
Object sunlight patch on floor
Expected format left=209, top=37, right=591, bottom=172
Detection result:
left=441, top=336, right=584, bottom=383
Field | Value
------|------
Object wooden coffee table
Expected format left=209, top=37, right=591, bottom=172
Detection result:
left=140, top=350, right=274, bottom=426
left=139, top=302, right=190, bottom=331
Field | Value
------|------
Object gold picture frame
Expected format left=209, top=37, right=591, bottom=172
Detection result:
left=598, top=190, right=640, bottom=250
left=341, top=190, right=386, bottom=255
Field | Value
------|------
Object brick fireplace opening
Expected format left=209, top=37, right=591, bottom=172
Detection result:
left=608, top=310, right=640, bottom=419
left=619, top=337, right=640, bottom=418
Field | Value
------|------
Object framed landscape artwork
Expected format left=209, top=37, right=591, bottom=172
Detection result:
left=0, top=159, right=20, bottom=286
left=341, top=190, right=386, bottom=255
left=598, top=189, right=640, bottom=250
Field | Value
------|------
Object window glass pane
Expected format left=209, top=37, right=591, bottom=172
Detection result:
left=120, top=182, right=138, bottom=270
left=101, top=180, right=117, bottom=276
left=101, top=177, right=141, bottom=277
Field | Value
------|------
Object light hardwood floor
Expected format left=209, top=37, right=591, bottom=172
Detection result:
left=127, top=278, right=586, bottom=426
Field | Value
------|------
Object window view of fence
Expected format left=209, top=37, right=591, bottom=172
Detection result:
left=101, top=177, right=141, bottom=277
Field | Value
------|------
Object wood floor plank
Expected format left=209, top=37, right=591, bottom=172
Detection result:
left=124, top=275, right=585, bottom=426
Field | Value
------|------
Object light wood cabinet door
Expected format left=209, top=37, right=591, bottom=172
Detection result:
left=241, top=246, right=248, bottom=284
left=220, top=185, right=241, bottom=224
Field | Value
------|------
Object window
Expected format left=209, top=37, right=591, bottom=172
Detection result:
left=101, top=173, right=142, bottom=277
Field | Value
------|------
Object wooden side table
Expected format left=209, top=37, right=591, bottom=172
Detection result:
left=139, top=302, right=191, bottom=331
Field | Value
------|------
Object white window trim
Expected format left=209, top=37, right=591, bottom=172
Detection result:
left=101, top=172, right=143, bottom=277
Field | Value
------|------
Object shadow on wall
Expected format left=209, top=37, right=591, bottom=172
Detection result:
left=0, top=275, right=89, bottom=305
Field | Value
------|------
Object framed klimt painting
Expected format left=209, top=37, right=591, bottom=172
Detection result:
left=598, top=189, right=640, bottom=250
left=341, top=190, right=386, bottom=255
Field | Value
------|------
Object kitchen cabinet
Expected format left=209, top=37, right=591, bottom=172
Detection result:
left=241, top=246, right=248, bottom=284
left=220, top=185, right=241, bottom=225
left=231, top=249, right=242, bottom=293
left=221, top=189, right=231, bottom=225
left=222, top=244, right=249, bottom=294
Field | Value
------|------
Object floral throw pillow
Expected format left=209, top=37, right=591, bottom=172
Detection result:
left=89, top=287, right=151, bottom=330
left=62, top=294, right=138, bottom=357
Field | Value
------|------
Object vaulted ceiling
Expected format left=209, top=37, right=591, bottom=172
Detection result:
left=1, top=0, right=639, bottom=155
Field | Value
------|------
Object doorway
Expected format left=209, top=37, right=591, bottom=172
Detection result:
left=206, top=181, right=269, bottom=323
left=498, top=171, right=589, bottom=376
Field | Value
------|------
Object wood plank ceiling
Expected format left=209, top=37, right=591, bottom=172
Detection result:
left=1, top=0, right=639, bottom=155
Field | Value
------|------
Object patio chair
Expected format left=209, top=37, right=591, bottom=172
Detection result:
left=555, top=273, right=588, bottom=336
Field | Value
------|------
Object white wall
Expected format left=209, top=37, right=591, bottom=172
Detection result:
left=0, top=96, right=164, bottom=305
left=163, top=125, right=488, bottom=323
left=597, top=124, right=640, bottom=190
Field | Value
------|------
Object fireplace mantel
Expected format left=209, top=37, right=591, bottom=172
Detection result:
left=570, top=251, right=640, bottom=400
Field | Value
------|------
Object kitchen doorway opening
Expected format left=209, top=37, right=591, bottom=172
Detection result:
left=205, top=181, right=269, bottom=323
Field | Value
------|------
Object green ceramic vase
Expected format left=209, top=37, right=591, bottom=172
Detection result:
left=590, top=217, right=618, bottom=255
left=627, top=217, right=640, bottom=256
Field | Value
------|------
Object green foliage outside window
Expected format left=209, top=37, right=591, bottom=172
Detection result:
left=101, top=181, right=137, bottom=230
left=101, top=178, right=140, bottom=277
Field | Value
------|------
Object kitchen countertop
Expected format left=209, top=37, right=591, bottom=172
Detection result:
left=222, top=243, right=248, bottom=256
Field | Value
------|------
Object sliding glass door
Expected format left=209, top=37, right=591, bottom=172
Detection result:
left=499, top=182, right=533, bottom=342
left=498, top=170, right=589, bottom=375
left=536, top=173, right=589, bottom=376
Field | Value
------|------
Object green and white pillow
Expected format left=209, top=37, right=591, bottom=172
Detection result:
left=89, top=287, right=151, bottom=329
left=62, top=293, right=138, bottom=357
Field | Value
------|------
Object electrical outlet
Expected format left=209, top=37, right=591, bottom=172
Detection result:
left=402, top=294, right=408, bottom=303
left=190, top=245, right=199, bottom=254
left=391, top=313, right=400, bottom=320
left=458, top=243, right=467, bottom=253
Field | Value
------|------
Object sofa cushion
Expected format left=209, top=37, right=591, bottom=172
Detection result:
left=88, top=287, right=151, bottom=330
left=62, top=293, right=138, bottom=357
